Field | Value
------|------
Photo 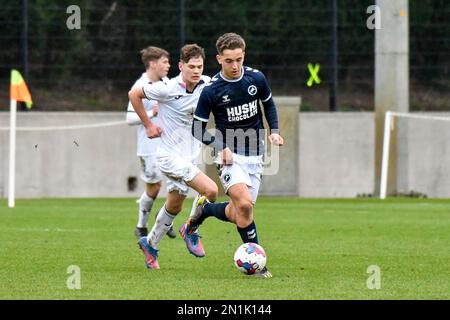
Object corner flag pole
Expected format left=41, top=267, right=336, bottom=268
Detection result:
left=8, top=99, right=17, bottom=208
left=8, top=69, right=33, bottom=208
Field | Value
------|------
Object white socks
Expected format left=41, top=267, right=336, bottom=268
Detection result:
left=137, top=192, right=155, bottom=228
left=189, top=194, right=200, bottom=219
left=147, top=205, right=176, bottom=248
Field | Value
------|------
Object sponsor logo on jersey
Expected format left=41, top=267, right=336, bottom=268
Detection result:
left=226, top=100, right=258, bottom=122
left=222, top=95, right=230, bottom=103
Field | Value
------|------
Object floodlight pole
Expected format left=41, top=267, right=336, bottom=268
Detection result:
left=374, top=0, right=409, bottom=196
left=329, top=0, right=338, bottom=111
left=179, top=0, right=185, bottom=49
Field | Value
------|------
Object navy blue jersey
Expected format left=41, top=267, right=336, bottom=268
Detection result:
left=194, top=66, right=279, bottom=156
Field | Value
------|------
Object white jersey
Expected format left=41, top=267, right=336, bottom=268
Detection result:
left=126, top=73, right=164, bottom=156
left=142, top=73, right=211, bottom=162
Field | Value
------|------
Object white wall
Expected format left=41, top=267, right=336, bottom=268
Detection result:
left=1, top=111, right=450, bottom=199
left=299, top=113, right=375, bottom=197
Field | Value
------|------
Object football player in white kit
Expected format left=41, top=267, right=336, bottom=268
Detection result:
left=126, top=46, right=176, bottom=239
left=128, top=44, right=218, bottom=269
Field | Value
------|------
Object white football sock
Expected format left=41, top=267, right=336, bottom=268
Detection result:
left=147, top=205, right=176, bottom=248
left=137, top=192, right=154, bottom=228
left=189, top=194, right=200, bottom=218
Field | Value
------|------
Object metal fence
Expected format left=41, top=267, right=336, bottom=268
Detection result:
left=0, top=0, right=448, bottom=111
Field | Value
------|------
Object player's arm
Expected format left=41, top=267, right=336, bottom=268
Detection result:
left=128, top=86, right=161, bottom=138
left=192, top=91, right=215, bottom=146
left=193, top=120, right=233, bottom=165
left=262, top=97, right=284, bottom=146
left=192, top=119, right=227, bottom=150
left=258, top=73, right=284, bottom=146
left=192, top=91, right=233, bottom=165
left=126, top=101, right=158, bottom=125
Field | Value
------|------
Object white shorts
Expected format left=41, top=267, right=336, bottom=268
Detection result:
left=139, top=155, right=162, bottom=184
left=157, top=152, right=201, bottom=196
left=216, top=153, right=264, bottom=203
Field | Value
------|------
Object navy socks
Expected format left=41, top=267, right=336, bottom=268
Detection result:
left=195, top=201, right=229, bottom=226
left=237, top=220, right=259, bottom=244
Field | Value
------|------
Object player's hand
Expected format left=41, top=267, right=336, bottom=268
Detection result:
left=146, top=123, right=162, bottom=138
left=269, top=133, right=284, bottom=146
left=152, top=102, right=159, bottom=117
left=220, top=147, right=233, bottom=166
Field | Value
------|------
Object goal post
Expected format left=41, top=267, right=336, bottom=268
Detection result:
left=380, top=111, right=393, bottom=199
left=380, top=111, right=450, bottom=199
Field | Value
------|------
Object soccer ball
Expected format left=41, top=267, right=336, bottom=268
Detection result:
left=233, top=242, right=267, bottom=275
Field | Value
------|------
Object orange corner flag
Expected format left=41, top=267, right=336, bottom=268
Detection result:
left=10, top=69, right=32, bottom=108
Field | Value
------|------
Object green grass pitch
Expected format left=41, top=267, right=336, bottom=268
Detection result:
left=0, top=197, right=449, bottom=299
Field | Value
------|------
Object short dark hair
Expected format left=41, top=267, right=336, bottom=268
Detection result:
left=140, top=46, right=169, bottom=69
left=216, top=33, right=246, bottom=54
left=180, top=44, right=205, bottom=63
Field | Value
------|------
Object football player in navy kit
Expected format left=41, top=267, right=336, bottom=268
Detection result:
left=181, top=33, right=284, bottom=277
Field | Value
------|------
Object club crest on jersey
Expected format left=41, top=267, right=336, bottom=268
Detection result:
left=248, top=85, right=258, bottom=96
left=223, top=173, right=232, bottom=183
left=222, top=95, right=230, bottom=103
